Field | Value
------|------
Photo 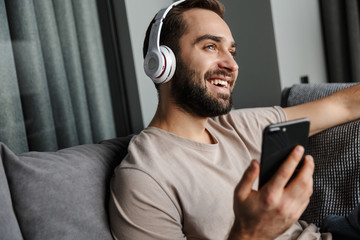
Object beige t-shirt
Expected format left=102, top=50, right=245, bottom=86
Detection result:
left=109, top=107, right=331, bottom=240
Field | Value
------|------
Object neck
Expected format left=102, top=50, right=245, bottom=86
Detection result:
left=149, top=98, right=214, bottom=144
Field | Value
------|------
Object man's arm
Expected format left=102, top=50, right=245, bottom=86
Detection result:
left=109, top=168, right=186, bottom=240
left=283, top=84, right=360, bottom=136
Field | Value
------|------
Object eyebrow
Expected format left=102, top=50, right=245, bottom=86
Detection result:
left=193, top=34, right=237, bottom=48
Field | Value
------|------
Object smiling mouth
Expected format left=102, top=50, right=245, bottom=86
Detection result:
left=209, top=79, right=229, bottom=88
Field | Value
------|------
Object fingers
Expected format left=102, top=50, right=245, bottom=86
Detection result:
left=281, top=155, right=315, bottom=219
left=285, top=155, right=314, bottom=201
left=267, top=146, right=305, bottom=189
left=235, top=160, right=259, bottom=201
left=230, top=155, right=315, bottom=239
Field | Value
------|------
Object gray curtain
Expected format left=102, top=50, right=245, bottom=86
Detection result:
left=320, top=0, right=360, bottom=83
left=0, top=0, right=117, bottom=154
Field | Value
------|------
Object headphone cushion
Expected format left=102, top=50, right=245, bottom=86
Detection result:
left=159, top=45, right=176, bottom=84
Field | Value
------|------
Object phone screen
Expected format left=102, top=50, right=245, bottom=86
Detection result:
left=258, top=118, right=310, bottom=189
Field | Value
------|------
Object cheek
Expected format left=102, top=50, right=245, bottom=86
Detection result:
left=181, top=49, right=213, bottom=69
left=188, top=57, right=212, bottom=72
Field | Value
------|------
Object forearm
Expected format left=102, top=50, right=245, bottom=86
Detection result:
left=284, top=83, right=360, bottom=136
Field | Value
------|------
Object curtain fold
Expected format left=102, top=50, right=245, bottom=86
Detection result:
left=0, top=0, right=119, bottom=154
left=0, top=0, right=28, bottom=154
left=345, top=0, right=360, bottom=82
left=320, top=0, right=360, bottom=83
left=52, top=0, right=93, bottom=145
left=6, top=0, right=59, bottom=152
left=72, top=0, right=116, bottom=143
left=33, top=0, right=79, bottom=149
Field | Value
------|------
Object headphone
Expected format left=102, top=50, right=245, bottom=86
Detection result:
left=144, top=0, right=186, bottom=84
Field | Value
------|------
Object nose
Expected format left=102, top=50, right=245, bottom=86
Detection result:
left=218, top=51, right=239, bottom=73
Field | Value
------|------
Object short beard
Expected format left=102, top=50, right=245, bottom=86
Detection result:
left=170, top=57, right=233, bottom=118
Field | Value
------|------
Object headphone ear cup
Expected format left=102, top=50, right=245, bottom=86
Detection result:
left=159, top=45, right=176, bottom=84
left=144, top=50, right=163, bottom=81
left=144, top=0, right=184, bottom=84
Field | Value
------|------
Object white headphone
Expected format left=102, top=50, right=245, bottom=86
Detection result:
left=144, top=0, right=186, bottom=84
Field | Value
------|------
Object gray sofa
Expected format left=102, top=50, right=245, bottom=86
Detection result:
left=1, top=83, right=359, bottom=239
left=281, top=83, right=360, bottom=226
left=0, top=135, right=133, bottom=240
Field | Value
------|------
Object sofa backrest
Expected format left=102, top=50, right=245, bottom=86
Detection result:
left=0, top=135, right=133, bottom=240
left=282, top=83, right=360, bottom=226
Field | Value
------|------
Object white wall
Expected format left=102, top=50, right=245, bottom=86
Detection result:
left=124, top=0, right=173, bottom=127
left=270, top=0, right=327, bottom=88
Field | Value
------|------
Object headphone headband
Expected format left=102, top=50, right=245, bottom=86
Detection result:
left=147, top=0, right=186, bottom=54
left=144, top=0, right=186, bottom=84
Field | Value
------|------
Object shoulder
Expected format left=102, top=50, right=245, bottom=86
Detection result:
left=228, top=106, right=286, bottom=123
left=207, top=107, right=286, bottom=151
left=210, top=106, right=286, bottom=130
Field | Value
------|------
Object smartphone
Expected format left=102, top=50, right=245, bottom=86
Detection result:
left=258, top=118, right=310, bottom=189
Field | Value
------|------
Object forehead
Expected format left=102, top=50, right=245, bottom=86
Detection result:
left=180, top=8, right=235, bottom=44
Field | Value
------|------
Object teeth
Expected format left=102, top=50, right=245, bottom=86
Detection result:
left=210, top=79, right=228, bottom=87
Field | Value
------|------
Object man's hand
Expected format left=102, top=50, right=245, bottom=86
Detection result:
left=228, top=146, right=314, bottom=240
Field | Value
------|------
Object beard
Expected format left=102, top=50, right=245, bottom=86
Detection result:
left=170, top=57, right=234, bottom=118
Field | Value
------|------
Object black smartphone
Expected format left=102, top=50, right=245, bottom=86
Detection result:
left=258, top=118, right=310, bottom=189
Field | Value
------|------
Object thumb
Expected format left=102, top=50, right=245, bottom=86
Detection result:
left=235, top=160, right=259, bottom=201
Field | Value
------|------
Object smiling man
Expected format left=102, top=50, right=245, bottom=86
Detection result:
left=109, top=1, right=360, bottom=239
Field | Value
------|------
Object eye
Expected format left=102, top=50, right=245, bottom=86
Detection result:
left=205, top=44, right=216, bottom=51
left=230, top=50, right=237, bottom=58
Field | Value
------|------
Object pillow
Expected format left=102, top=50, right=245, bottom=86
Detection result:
left=3, top=136, right=133, bottom=240
left=281, top=83, right=360, bottom=226
left=0, top=143, right=23, bottom=240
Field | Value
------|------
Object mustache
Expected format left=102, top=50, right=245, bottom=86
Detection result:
left=204, top=69, right=235, bottom=81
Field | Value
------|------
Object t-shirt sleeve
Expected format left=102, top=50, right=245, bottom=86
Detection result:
left=231, top=106, right=287, bottom=129
left=233, top=106, right=286, bottom=141
left=109, top=168, right=186, bottom=240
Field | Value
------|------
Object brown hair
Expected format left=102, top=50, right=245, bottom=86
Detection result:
left=143, top=0, right=225, bottom=58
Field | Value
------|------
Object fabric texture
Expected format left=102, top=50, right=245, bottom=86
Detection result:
left=348, top=205, right=360, bottom=232
left=0, top=143, right=23, bottom=240
left=321, top=212, right=360, bottom=240
left=0, top=0, right=28, bottom=154
left=1, top=0, right=117, bottom=154
left=2, top=135, right=132, bottom=240
left=282, top=83, right=360, bottom=227
left=110, top=107, right=329, bottom=239
left=283, top=83, right=357, bottom=107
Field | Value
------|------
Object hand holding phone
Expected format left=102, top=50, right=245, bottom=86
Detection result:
left=259, top=118, right=310, bottom=189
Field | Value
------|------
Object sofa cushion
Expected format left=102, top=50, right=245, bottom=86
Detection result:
left=281, top=83, right=360, bottom=226
left=0, top=143, right=23, bottom=239
left=3, top=136, right=133, bottom=240
left=303, top=120, right=360, bottom=226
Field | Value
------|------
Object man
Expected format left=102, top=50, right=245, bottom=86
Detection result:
left=109, top=0, right=360, bottom=239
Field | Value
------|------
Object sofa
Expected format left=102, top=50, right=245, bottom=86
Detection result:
left=0, top=135, right=133, bottom=240
left=0, top=83, right=359, bottom=239
left=281, top=83, right=360, bottom=226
